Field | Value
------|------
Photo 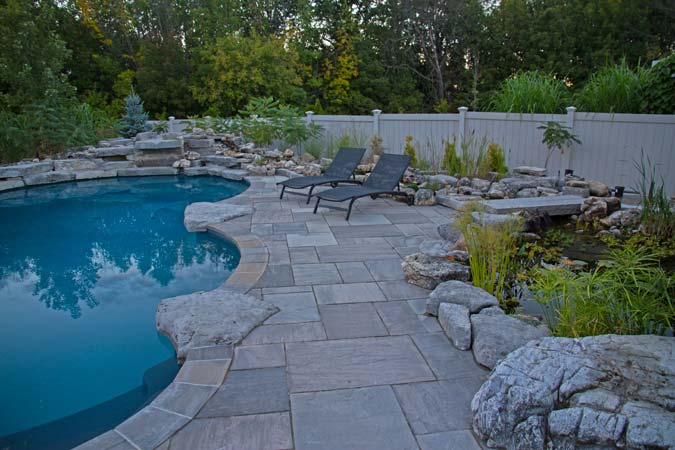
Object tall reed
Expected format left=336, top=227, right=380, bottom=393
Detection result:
left=576, top=60, right=652, bottom=113
left=489, top=71, right=569, bottom=114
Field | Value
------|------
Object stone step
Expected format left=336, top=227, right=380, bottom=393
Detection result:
left=482, top=195, right=584, bottom=216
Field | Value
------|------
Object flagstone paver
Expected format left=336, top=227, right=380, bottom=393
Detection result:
left=98, top=176, right=490, bottom=450
left=291, top=386, right=418, bottom=450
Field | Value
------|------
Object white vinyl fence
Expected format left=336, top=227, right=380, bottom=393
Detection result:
left=306, top=108, right=675, bottom=195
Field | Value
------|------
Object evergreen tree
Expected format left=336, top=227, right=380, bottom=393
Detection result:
left=117, top=90, right=149, bottom=137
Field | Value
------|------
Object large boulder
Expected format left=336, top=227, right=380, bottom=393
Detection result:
left=513, top=166, right=547, bottom=177
left=402, top=253, right=470, bottom=290
left=156, top=288, right=278, bottom=361
left=425, top=280, right=498, bottom=316
left=588, top=180, right=610, bottom=197
left=0, top=161, right=53, bottom=178
left=437, top=222, right=462, bottom=243
left=184, top=202, right=252, bottom=231
left=470, top=311, right=549, bottom=369
left=414, top=188, right=436, bottom=206
left=472, top=335, right=675, bottom=450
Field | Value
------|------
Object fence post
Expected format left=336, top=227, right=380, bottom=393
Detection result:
left=305, top=111, right=315, bottom=125
left=372, top=109, right=382, bottom=138
left=565, top=106, right=577, bottom=171
left=168, top=116, right=175, bottom=133
left=458, top=106, right=469, bottom=148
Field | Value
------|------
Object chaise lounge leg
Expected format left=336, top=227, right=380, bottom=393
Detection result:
left=346, top=198, right=356, bottom=221
left=279, top=185, right=286, bottom=200
left=306, top=185, right=315, bottom=204
left=313, top=198, right=321, bottom=214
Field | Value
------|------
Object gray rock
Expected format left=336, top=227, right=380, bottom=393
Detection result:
left=588, top=180, right=610, bottom=197
left=402, top=253, right=470, bottom=290
left=0, top=161, right=53, bottom=178
left=500, top=177, right=539, bottom=196
left=134, top=138, right=182, bottom=150
left=184, top=202, right=252, bottom=232
left=135, top=131, right=158, bottom=140
left=23, top=170, right=75, bottom=186
left=75, top=170, right=117, bottom=180
left=201, top=155, right=239, bottom=167
left=562, top=186, right=590, bottom=197
left=183, top=167, right=209, bottom=176
left=0, top=178, right=24, bottom=192
left=419, top=239, right=454, bottom=258
left=156, top=288, right=278, bottom=362
left=470, top=178, right=492, bottom=192
left=53, top=159, right=102, bottom=171
left=184, top=138, right=215, bottom=148
left=275, top=168, right=301, bottom=178
left=426, top=280, right=498, bottom=316
left=513, top=166, right=547, bottom=177
left=437, top=222, right=461, bottom=242
left=471, top=211, right=520, bottom=227
left=428, top=174, right=458, bottom=186
left=118, top=167, right=178, bottom=177
left=438, top=303, right=471, bottom=350
left=472, top=335, right=675, bottom=450
left=89, top=146, right=134, bottom=158
left=101, top=161, right=134, bottom=170
left=415, top=188, right=436, bottom=206
left=511, top=415, right=546, bottom=450
left=471, top=312, right=549, bottom=369
left=516, top=187, right=539, bottom=198
left=622, top=401, right=675, bottom=449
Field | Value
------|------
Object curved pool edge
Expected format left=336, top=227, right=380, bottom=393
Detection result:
left=74, top=175, right=272, bottom=450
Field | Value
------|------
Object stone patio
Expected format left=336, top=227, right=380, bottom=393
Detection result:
left=77, top=176, right=488, bottom=450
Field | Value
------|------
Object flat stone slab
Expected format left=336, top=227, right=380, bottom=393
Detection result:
left=198, top=367, right=289, bottom=417
left=482, top=195, right=584, bottom=216
left=291, top=386, right=418, bottom=450
left=394, top=379, right=484, bottom=434
left=242, top=321, right=327, bottom=345
left=291, top=263, right=341, bottom=286
left=426, top=280, right=499, bottom=316
left=231, top=344, right=285, bottom=370
left=287, top=233, right=337, bottom=247
left=0, top=178, right=25, bottom=192
left=319, top=303, right=388, bottom=339
left=167, top=412, right=292, bottom=450
left=313, top=282, right=386, bottom=304
left=156, top=288, right=278, bottom=361
left=184, top=201, right=252, bottom=232
left=0, top=161, right=53, bottom=178
left=134, top=138, right=182, bottom=150
left=118, top=167, right=178, bottom=177
left=417, top=430, right=482, bottom=450
left=116, top=406, right=189, bottom=450
left=263, top=291, right=320, bottom=324
left=286, top=335, right=435, bottom=393
left=411, top=333, right=487, bottom=381
left=23, top=170, right=75, bottom=186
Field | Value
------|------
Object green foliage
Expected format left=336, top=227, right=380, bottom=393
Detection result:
left=537, top=121, right=581, bottom=168
left=490, top=72, right=569, bottom=114
left=485, top=143, right=508, bottom=176
left=302, top=140, right=323, bottom=160
left=0, top=0, right=73, bottom=111
left=456, top=204, right=520, bottom=304
left=232, top=97, right=322, bottom=147
left=152, top=121, right=168, bottom=133
left=634, top=151, right=675, bottom=242
left=192, top=34, right=305, bottom=116
left=403, top=135, right=418, bottom=168
left=530, top=247, right=675, bottom=337
left=0, top=100, right=114, bottom=163
left=442, top=137, right=461, bottom=175
left=576, top=60, right=653, bottom=113
left=117, top=90, right=149, bottom=138
left=642, top=53, right=675, bottom=114
left=370, top=136, right=384, bottom=159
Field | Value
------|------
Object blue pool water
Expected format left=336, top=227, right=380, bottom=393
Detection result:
left=0, top=175, right=247, bottom=448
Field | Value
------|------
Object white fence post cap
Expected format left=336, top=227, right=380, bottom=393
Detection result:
left=458, top=106, right=469, bottom=112
left=566, top=106, right=577, bottom=113
left=372, top=109, right=382, bottom=115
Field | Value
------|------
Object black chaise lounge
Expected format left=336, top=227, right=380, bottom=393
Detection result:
left=312, top=153, right=412, bottom=220
left=277, top=147, right=366, bottom=204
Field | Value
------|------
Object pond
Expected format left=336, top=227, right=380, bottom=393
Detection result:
left=0, top=175, right=247, bottom=449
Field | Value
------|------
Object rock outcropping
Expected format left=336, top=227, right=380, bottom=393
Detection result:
left=183, top=201, right=252, bottom=231
left=156, top=288, right=278, bottom=361
left=472, top=335, right=675, bottom=450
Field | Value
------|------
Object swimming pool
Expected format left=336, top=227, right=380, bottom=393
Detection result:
left=0, top=175, right=248, bottom=449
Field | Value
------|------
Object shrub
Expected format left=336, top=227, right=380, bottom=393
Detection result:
left=489, top=71, right=569, bottom=114
left=370, top=135, right=383, bottom=159
left=235, top=97, right=322, bottom=147
left=403, top=135, right=418, bottom=167
left=537, top=121, right=581, bottom=168
left=0, top=100, right=114, bottom=163
left=576, top=60, right=652, bottom=113
left=530, top=247, right=675, bottom=337
left=117, top=90, right=149, bottom=138
left=484, top=143, right=508, bottom=176
left=441, top=137, right=461, bottom=175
